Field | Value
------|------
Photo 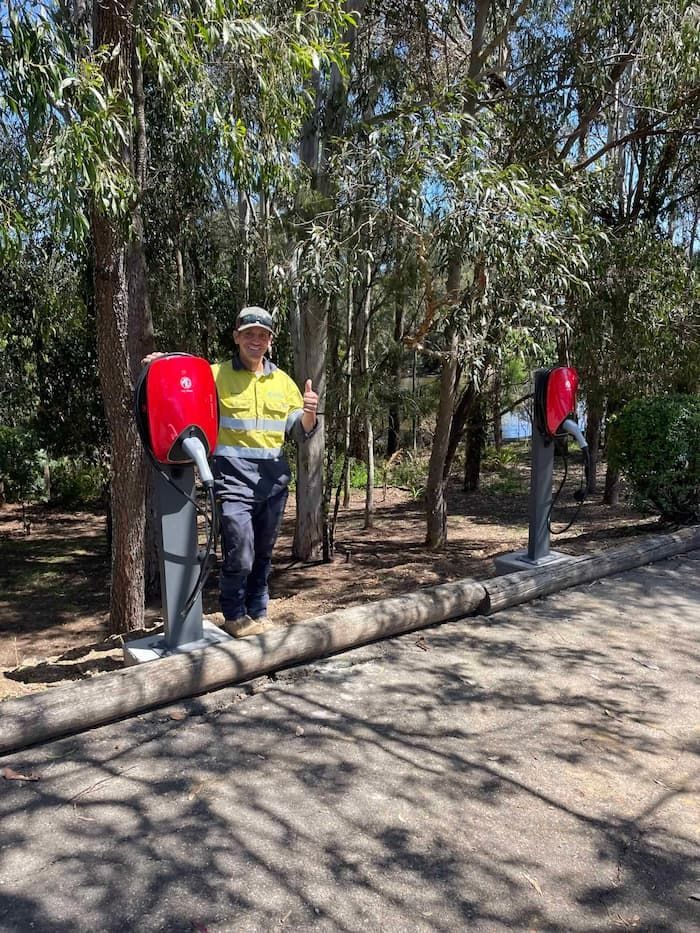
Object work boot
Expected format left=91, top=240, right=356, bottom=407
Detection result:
left=223, top=615, right=277, bottom=638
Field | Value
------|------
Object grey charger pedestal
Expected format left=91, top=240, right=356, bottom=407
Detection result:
left=124, top=464, right=232, bottom=665
left=495, top=388, right=576, bottom=576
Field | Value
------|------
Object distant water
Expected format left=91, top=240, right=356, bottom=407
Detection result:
left=501, top=410, right=532, bottom=440
left=500, top=404, right=586, bottom=442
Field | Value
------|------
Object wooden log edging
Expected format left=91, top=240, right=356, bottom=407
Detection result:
left=481, top=524, right=700, bottom=614
left=2, top=524, right=698, bottom=757
left=0, top=579, right=487, bottom=757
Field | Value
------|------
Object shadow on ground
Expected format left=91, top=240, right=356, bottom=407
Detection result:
left=1, top=553, right=698, bottom=931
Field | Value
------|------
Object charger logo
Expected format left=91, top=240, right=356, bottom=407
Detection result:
left=180, top=376, right=193, bottom=390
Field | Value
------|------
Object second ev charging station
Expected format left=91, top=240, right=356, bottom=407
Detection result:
left=495, top=366, right=591, bottom=574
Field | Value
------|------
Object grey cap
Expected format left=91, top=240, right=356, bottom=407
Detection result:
left=235, top=306, right=274, bottom=334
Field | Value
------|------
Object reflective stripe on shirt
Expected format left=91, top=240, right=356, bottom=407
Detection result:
left=213, top=445, right=283, bottom=459
left=220, top=416, right=287, bottom=432
left=286, top=409, right=303, bottom=432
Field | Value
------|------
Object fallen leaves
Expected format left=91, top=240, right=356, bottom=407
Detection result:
left=522, top=872, right=543, bottom=896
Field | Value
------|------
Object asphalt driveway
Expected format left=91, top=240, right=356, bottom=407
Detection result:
left=1, top=550, right=698, bottom=931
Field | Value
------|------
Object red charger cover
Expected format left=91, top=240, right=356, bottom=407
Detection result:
left=144, top=355, right=219, bottom=464
left=545, top=367, right=578, bottom=436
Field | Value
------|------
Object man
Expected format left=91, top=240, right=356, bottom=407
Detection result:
left=144, top=307, right=318, bottom=637
left=212, top=307, right=318, bottom=636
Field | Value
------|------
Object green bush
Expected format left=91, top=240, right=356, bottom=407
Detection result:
left=346, top=459, right=369, bottom=489
left=608, top=395, right=700, bottom=522
left=0, top=426, right=45, bottom=502
left=385, top=454, right=427, bottom=499
left=482, top=443, right=520, bottom=470
left=48, top=458, right=108, bottom=507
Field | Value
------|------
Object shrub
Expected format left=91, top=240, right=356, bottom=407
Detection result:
left=482, top=443, right=520, bottom=470
left=608, top=395, right=700, bottom=522
left=48, top=458, right=108, bottom=507
left=0, top=426, right=45, bottom=502
left=383, top=451, right=427, bottom=499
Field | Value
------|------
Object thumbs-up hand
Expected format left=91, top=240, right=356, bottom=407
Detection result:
left=303, top=378, right=319, bottom=414
left=301, top=378, right=319, bottom=433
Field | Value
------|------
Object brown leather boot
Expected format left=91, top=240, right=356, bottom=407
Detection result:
left=223, top=615, right=277, bottom=638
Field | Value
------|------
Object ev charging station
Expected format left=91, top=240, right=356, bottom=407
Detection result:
left=495, top=366, right=591, bottom=575
left=125, top=353, right=232, bottom=664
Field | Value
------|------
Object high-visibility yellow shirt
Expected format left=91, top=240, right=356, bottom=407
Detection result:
left=211, top=356, right=309, bottom=500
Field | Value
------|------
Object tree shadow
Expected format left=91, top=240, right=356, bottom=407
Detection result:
left=1, top=554, right=698, bottom=930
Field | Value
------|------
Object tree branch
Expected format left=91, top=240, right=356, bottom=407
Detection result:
left=572, top=124, right=699, bottom=173
left=557, top=39, right=640, bottom=162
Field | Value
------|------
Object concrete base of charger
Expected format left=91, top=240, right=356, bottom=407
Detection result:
left=123, top=619, right=233, bottom=666
left=494, top=549, right=578, bottom=576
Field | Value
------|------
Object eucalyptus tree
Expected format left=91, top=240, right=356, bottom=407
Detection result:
left=572, top=228, right=699, bottom=497
left=519, top=0, right=700, bottom=493
left=1, top=0, right=351, bottom=633
left=286, top=0, right=366, bottom=559
left=398, top=0, right=699, bottom=543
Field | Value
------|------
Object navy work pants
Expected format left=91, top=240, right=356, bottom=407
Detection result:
left=218, top=489, right=288, bottom=621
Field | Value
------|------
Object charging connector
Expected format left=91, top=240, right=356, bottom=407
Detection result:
left=181, top=435, right=214, bottom=487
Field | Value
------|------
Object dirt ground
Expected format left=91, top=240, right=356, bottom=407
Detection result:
left=0, top=467, right=659, bottom=702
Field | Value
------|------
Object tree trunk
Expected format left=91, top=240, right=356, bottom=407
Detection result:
left=444, top=377, right=474, bottom=479
left=93, top=213, right=146, bottom=634
left=387, top=404, right=400, bottom=457
left=492, top=369, right=502, bottom=449
left=321, top=295, right=344, bottom=560
left=463, top=397, right=486, bottom=492
left=584, top=400, right=603, bottom=493
left=364, top=418, right=375, bottom=529
left=411, top=350, right=418, bottom=454
left=603, top=465, right=620, bottom=506
left=343, top=280, right=354, bottom=507
left=258, top=187, right=270, bottom=298
left=425, top=328, right=459, bottom=548
left=387, top=302, right=405, bottom=456
left=360, top=226, right=374, bottom=530
left=237, top=189, right=250, bottom=305
left=424, top=240, right=463, bottom=549
left=130, top=30, right=157, bottom=603
left=292, top=291, right=326, bottom=561
left=92, top=0, right=152, bottom=634
left=603, top=398, right=621, bottom=506
left=293, top=3, right=364, bottom=559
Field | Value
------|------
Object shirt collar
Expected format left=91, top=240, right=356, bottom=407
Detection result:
left=232, top=353, right=277, bottom=375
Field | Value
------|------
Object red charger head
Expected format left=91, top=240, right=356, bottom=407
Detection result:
left=135, top=354, right=219, bottom=465
left=545, top=366, right=579, bottom=437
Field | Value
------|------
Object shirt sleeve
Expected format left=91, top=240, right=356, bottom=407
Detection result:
left=284, top=373, right=318, bottom=443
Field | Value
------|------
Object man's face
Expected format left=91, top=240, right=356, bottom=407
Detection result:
left=234, top=325, right=273, bottom=369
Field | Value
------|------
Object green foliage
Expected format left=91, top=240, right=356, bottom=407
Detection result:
left=608, top=395, right=700, bottom=522
left=482, top=444, right=520, bottom=469
left=574, top=227, right=699, bottom=406
left=0, top=426, right=45, bottom=502
left=1, top=1, right=355, bottom=249
left=385, top=455, right=427, bottom=500
left=327, top=456, right=367, bottom=490
left=485, top=474, right=523, bottom=496
left=0, top=243, right=105, bottom=456
left=324, top=452, right=427, bottom=497
left=48, top=458, right=108, bottom=507
left=0, top=426, right=107, bottom=505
